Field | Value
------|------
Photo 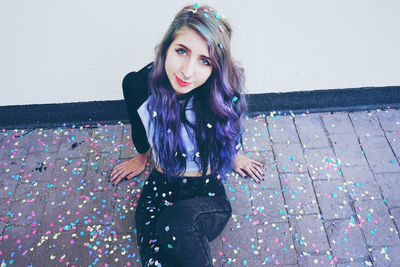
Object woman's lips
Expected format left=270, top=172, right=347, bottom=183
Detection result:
left=176, top=75, right=191, bottom=87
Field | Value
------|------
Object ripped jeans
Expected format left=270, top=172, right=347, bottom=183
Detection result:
left=135, top=168, right=232, bottom=267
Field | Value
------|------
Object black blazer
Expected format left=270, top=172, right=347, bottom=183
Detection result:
left=122, top=62, right=153, bottom=154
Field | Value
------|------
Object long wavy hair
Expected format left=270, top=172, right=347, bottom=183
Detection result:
left=146, top=4, right=247, bottom=181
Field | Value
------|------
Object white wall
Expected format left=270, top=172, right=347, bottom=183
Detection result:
left=1, top=0, right=399, bottom=106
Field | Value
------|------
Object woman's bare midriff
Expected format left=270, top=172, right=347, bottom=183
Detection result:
left=155, top=164, right=212, bottom=177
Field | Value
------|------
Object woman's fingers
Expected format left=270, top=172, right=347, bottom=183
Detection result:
left=253, top=160, right=265, bottom=168
left=112, top=170, right=131, bottom=186
left=109, top=169, right=124, bottom=182
left=110, top=162, right=125, bottom=177
left=235, top=167, right=247, bottom=179
left=245, top=165, right=264, bottom=183
left=252, top=165, right=264, bottom=181
left=112, top=175, right=125, bottom=186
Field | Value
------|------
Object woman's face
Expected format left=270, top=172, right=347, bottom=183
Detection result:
left=165, top=27, right=213, bottom=95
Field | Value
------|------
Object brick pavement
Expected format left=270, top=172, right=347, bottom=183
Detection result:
left=0, top=108, right=400, bottom=266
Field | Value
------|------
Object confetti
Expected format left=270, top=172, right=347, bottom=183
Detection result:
left=0, top=107, right=398, bottom=266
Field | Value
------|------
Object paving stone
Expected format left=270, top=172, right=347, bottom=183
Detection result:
left=89, top=124, right=124, bottom=155
left=226, top=181, right=253, bottom=216
left=341, top=166, right=382, bottom=201
left=0, top=175, right=18, bottom=199
left=0, top=129, right=29, bottom=159
left=0, top=158, right=23, bottom=181
left=58, top=126, right=92, bottom=158
left=221, top=257, right=265, bottom=266
left=298, top=253, right=336, bottom=266
left=50, top=158, right=87, bottom=190
left=41, top=190, right=113, bottom=233
left=84, top=154, right=118, bottom=192
left=13, top=181, right=48, bottom=201
left=251, top=188, right=287, bottom=222
left=9, top=197, right=45, bottom=226
left=256, top=222, right=297, bottom=265
left=0, top=225, right=37, bottom=266
left=242, top=115, right=272, bottom=152
left=209, top=237, right=226, bottom=267
left=0, top=221, right=5, bottom=235
left=330, top=133, right=368, bottom=167
left=39, top=189, right=81, bottom=232
left=25, top=128, right=62, bottom=154
left=112, top=191, right=138, bottom=233
left=385, top=131, right=400, bottom=160
left=375, top=109, right=400, bottom=132
left=295, top=113, right=330, bottom=148
left=336, top=261, right=372, bottom=267
left=374, top=173, right=400, bottom=208
left=321, top=112, right=355, bottom=135
left=31, top=227, right=85, bottom=266
left=77, top=191, right=114, bottom=226
left=371, top=245, right=400, bottom=267
left=220, top=214, right=260, bottom=260
left=281, top=173, right=319, bottom=215
left=354, top=199, right=400, bottom=247
left=0, top=202, right=10, bottom=226
left=267, top=114, right=299, bottom=144
left=21, top=152, right=57, bottom=183
left=304, top=148, right=343, bottom=181
left=313, top=180, right=353, bottom=220
left=106, top=229, right=143, bottom=266
left=274, top=143, right=307, bottom=173
left=74, top=224, right=117, bottom=266
left=289, top=214, right=330, bottom=254
left=390, top=208, right=400, bottom=232
left=349, top=111, right=384, bottom=137
left=325, top=218, right=369, bottom=261
left=359, top=136, right=400, bottom=173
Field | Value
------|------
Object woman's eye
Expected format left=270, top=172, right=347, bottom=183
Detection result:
left=201, top=59, right=211, bottom=66
left=176, top=48, right=186, bottom=55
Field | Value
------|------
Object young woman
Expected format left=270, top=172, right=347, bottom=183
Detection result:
left=110, top=4, right=265, bottom=266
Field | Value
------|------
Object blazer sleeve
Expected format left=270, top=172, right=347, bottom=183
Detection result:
left=122, top=62, right=153, bottom=154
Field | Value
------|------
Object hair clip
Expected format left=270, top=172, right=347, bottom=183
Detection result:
left=188, top=3, right=199, bottom=13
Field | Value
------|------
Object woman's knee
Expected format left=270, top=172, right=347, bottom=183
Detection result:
left=156, top=205, right=194, bottom=236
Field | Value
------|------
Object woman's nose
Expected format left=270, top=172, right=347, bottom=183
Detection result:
left=182, top=61, right=195, bottom=80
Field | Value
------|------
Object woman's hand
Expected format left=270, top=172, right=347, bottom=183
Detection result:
left=233, top=153, right=265, bottom=183
left=109, top=152, right=148, bottom=186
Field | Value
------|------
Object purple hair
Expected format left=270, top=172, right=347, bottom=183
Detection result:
left=147, top=4, right=247, bottom=181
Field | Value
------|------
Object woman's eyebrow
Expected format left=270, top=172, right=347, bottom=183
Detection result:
left=176, top=44, right=211, bottom=60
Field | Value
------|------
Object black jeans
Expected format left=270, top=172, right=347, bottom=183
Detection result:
left=135, top=168, right=232, bottom=267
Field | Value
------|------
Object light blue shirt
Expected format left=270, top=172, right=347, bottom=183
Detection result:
left=137, top=95, right=211, bottom=173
